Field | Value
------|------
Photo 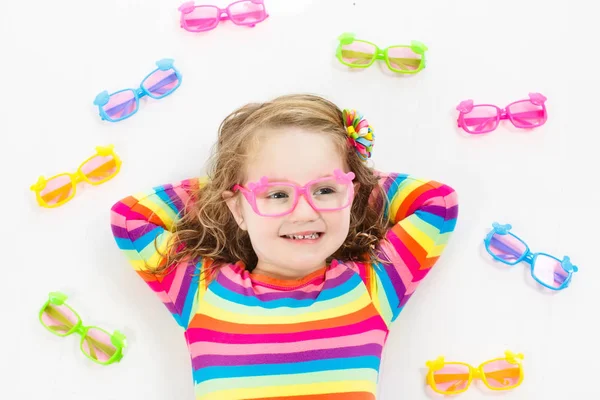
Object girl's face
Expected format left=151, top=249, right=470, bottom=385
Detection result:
left=225, top=127, right=353, bottom=279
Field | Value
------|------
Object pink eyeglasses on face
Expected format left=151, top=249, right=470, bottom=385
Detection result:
left=178, top=0, right=268, bottom=33
left=456, top=93, right=548, bottom=134
left=233, top=169, right=356, bottom=217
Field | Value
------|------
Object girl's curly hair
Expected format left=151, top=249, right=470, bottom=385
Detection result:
left=157, top=94, right=390, bottom=277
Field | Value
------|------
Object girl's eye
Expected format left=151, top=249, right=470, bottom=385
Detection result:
left=267, top=191, right=289, bottom=199
left=314, top=187, right=336, bottom=195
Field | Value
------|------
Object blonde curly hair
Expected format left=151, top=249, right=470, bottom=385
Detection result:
left=158, top=94, right=390, bottom=277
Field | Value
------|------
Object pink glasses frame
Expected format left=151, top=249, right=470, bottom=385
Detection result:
left=233, top=169, right=356, bottom=217
left=456, top=93, right=548, bottom=134
left=178, top=0, right=268, bottom=32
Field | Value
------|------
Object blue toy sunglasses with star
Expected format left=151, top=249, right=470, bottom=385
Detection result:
left=93, top=58, right=182, bottom=122
left=484, top=222, right=579, bottom=291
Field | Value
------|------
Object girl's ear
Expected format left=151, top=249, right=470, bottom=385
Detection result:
left=222, top=191, right=247, bottom=230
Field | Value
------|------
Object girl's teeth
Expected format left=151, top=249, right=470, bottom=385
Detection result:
left=286, top=233, right=319, bottom=240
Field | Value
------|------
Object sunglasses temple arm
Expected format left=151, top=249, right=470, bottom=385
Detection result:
left=146, top=73, right=179, bottom=95
left=183, top=17, right=213, bottom=26
left=185, top=9, right=265, bottom=24
left=465, top=110, right=544, bottom=129
left=40, top=183, right=74, bottom=203
left=509, top=110, right=545, bottom=126
left=462, top=116, right=498, bottom=131
left=84, top=335, right=118, bottom=358
left=340, top=50, right=422, bottom=68
left=339, top=49, right=376, bottom=63
left=447, top=379, right=469, bottom=392
left=222, top=10, right=264, bottom=21
left=44, top=307, right=77, bottom=330
left=432, top=373, right=470, bottom=384
left=104, top=98, right=137, bottom=117
left=83, top=159, right=118, bottom=179
left=387, top=57, right=422, bottom=68
left=484, top=367, right=521, bottom=385
left=488, top=236, right=523, bottom=261
left=554, top=271, right=570, bottom=286
left=476, top=117, right=496, bottom=131
left=83, top=336, right=99, bottom=360
left=433, top=368, right=520, bottom=389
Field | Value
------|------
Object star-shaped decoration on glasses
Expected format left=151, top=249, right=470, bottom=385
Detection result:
left=561, top=256, right=579, bottom=273
left=49, top=291, right=68, bottom=305
left=425, top=356, right=445, bottom=371
left=492, top=222, right=512, bottom=235
left=93, top=91, right=110, bottom=107
left=178, top=1, right=195, bottom=13
left=456, top=99, right=474, bottom=113
left=528, top=92, right=547, bottom=106
left=337, top=32, right=356, bottom=46
left=111, top=330, right=127, bottom=348
left=156, top=58, right=175, bottom=71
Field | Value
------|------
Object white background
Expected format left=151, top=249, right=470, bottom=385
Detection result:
left=1, top=0, right=598, bottom=399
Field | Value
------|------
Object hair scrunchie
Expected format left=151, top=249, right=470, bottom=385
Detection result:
left=342, top=109, right=374, bottom=161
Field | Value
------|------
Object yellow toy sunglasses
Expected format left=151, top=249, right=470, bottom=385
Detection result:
left=426, top=350, right=524, bottom=395
left=30, top=145, right=121, bottom=208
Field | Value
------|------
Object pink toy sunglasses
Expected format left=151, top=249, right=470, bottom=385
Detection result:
left=233, top=169, right=355, bottom=217
left=456, top=93, right=547, bottom=134
left=178, top=0, right=268, bottom=32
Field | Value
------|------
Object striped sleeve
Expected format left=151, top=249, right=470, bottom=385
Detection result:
left=369, top=172, right=458, bottom=325
left=110, top=178, right=209, bottom=329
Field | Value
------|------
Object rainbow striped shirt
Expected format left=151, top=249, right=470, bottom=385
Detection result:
left=110, top=172, right=458, bottom=399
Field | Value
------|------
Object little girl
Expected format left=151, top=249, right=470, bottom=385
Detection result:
left=111, top=94, right=458, bottom=400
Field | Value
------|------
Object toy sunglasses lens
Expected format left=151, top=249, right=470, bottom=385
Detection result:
left=432, top=364, right=471, bottom=393
left=533, top=254, right=569, bottom=289
left=253, top=179, right=352, bottom=215
left=81, top=155, right=118, bottom=183
left=340, top=41, right=376, bottom=66
left=41, top=303, right=79, bottom=336
left=103, top=90, right=138, bottom=120
left=487, top=232, right=527, bottom=263
left=461, top=106, right=499, bottom=133
left=387, top=46, right=422, bottom=71
left=507, top=100, right=545, bottom=128
left=81, top=328, right=117, bottom=364
left=229, top=0, right=266, bottom=24
left=182, top=6, right=219, bottom=31
left=482, top=359, right=521, bottom=389
left=142, top=69, right=180, bottom=98
left=40, top=175, right=75, bottom=206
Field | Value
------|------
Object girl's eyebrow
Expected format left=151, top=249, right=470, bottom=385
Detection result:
left=263, top=172, right=335, bottom=184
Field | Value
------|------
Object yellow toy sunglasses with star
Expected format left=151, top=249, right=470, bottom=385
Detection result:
left=426, top=350, right=524, bottom=395
left=30, top=145, right=121, bottom=208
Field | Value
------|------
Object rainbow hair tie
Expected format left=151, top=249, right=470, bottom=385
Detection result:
left=343, top=109, right=374, bottom=161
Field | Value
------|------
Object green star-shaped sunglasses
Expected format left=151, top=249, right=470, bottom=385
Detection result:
left=39, top=292, right=126, bottom=366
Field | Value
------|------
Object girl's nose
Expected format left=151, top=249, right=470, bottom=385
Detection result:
left=289, top=194, right=319, bottom=221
